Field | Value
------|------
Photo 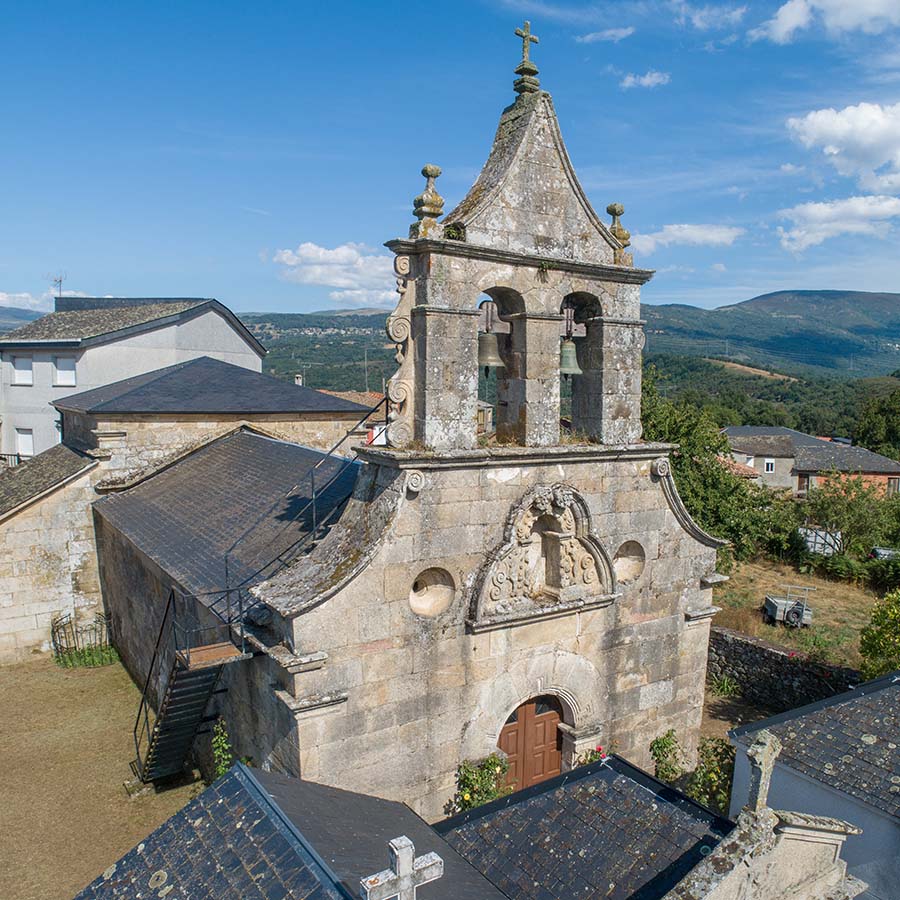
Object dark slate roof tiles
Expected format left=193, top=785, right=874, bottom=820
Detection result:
left=732, top=672, right=900, bottom=820
left=0, top=300, right=206, bottom=341
left=794, top=441, right=900, bottom=475
left=436, top=757, right=733, bottom=900
left=54, top=356, right=371, bottom=415
left=73, top=766, right=348, bottom=899
left=0, top=443, right=94, bottom=518
left=94, top=429, right=358, bottom=597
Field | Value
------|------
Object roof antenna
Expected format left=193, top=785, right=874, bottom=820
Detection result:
left=49, top=272, right=66, bottom=297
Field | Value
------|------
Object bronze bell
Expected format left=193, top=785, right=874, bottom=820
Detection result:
left=478, top=331, right=505, bottom=377
left=559, top=337, right=583, bottom=379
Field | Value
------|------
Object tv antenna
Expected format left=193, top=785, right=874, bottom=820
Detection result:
left=47, top=271, right=67, bottom=297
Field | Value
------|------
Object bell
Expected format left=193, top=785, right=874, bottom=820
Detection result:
left=559, top=338, right=583, bottom=379
left=478, top=331, right=505, bottom=377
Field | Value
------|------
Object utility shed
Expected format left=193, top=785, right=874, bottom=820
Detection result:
left=437, top=756, right=734, bottom=900
left=730, top=672, right=900, bottom=900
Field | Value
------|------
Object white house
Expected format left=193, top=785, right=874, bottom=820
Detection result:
left=729, top=673, right=900, bottom=900
left=0, top=296, right=265, bottom=458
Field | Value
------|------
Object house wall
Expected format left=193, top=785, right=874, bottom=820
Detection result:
left=252, top=448, right=720, bottom=820
left=730, top=749, right=899, bottom=900
left=0, top=308, right=263, bottom=456
left=801, top=471, right=899, bottom=496
left=0, top=467, right=101, bottom=662
left=63, top=410, right=364, bottom=476
left=733, top=453, right=795, bottom=490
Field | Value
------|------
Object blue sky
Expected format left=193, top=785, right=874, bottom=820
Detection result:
left=3, top=1, right=900, bottom=313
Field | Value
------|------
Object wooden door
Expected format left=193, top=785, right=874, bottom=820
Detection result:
left=498, top=695, right=563, bottom=791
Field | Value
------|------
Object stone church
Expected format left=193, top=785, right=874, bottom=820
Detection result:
left=100, top=26, right=725, bottom=822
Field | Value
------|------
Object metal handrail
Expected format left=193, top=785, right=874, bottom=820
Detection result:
left=133, top=589, right=175, bottom=779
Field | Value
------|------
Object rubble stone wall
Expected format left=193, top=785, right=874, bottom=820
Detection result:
left=707, top=626, right=860, bottom=712
left=0, top=468, right=101, bottom=662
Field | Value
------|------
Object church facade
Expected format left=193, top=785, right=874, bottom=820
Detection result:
left=239, top=30, right=725, bottom=819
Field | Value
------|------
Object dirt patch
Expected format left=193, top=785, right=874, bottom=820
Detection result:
left=713, top=559, right=877, bottom=669
left=702, top=358, right=798, bottom=381
left=701, top=690, right=775, bottom=742
left=0, top=656, right=197, bottom=900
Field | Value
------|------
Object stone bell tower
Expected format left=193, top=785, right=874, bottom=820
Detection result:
left=383, top=22, right=651, bottom=451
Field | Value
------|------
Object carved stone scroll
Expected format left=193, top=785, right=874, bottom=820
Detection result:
left=385, top=255, right=415, bottom=447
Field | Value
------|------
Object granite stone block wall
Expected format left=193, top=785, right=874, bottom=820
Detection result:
left=707, top=626, right=860, bottom=712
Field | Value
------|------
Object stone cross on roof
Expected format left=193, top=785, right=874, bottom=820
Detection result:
left=515, top=20, right=539, bottom=63
left=360, top=836, right=444, bottom=900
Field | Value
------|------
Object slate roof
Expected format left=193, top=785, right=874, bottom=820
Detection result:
left=0, top=297, right=265, bottom=355
left=793, top=441, right=900, bottom=475
left=732, top=672, right=900, bottom=820
left=253, top=770, right=507, bottom=900
left=723, top=426, right=821, bottom=458
left=73, top=765, right=349, bottom=899
left=0, top=443, right=95, bottom=518
left=436, top=756, right=733, bottom=900
left=94, top=429, right=359, bottom=597
left=55, top=356, right=371, bottom=416
left=724, top=426, right=900, bottom=474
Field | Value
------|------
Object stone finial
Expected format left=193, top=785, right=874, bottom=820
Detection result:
left=413, top=165, right=444, bottom=222
left=514, top=20, right=540, bottom=94
left=606, top=202, right=631, bottom=248
left=360, top=836, right=444, bottom=900
left=746, top=729, right=783, bottom=813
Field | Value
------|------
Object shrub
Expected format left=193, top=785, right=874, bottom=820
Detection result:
left=54, top=644, right=118, bottom=668
left=446, top=753, right=510, bottom=814
left=212, top=718, right=235, bottom=779
left=685, top=738, right=735, bottom=816
left=860, top=589, right=900, bottom=679
left=709, top=674, right=740, bottom=698
left=649, top=729, right=685, bottom=783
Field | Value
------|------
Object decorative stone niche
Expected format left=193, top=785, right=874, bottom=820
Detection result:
left=409, top=568, right=456, bottom=618
left=613, top=541, right=646, bottom=584
left=468, top=484, right=616, bottom=631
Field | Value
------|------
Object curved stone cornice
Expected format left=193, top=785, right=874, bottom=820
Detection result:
left=651, top=457, right=728, bottom=549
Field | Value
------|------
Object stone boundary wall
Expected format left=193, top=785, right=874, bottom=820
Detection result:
left=707, top=626, right=860, bottom=713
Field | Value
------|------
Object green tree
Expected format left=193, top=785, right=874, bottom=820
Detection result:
left=803, top=474, right=890, bottom=557
left=854, top=389, right=900, bottom=461
left=641, top=368, right=799, bottom=561
left=859, top=589, right=900, bottom=679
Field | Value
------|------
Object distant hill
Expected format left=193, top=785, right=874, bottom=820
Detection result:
left=0, top=306, right=42, bottom=333
left=643, top=290, right=900, bottom=376
left=242, top=289, right=900, bottom=379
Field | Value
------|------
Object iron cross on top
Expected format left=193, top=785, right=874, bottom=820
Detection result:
left=515, top=20, right=539, bottom=63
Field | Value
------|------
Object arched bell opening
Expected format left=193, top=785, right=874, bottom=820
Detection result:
left=478, top=288, right=525, bottom=443
left=561, top=292, right=604, bottom=441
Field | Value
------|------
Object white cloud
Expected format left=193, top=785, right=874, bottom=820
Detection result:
left=780, top=162, right=806, bottom=174
left=631, top=223, right=745, bottom=254
left=787, top=101, right=900, bottom=192
left=672, top=2, right=747, bottom=30
left=273, top=241, right=395, bottom=307
left=777, top=194, right=900, bottom=252
left=711, top=262, right=728, bottom=271
left=620, top=70, right=671, bottom=89
left=576, top=27, right=635, bottom=43
left=0, top=291, right=51, bottom=311
left=750, top=0, right=900, bottom=43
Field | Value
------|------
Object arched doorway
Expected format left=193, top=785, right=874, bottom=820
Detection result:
left=498, top=695, right=563, bottom=791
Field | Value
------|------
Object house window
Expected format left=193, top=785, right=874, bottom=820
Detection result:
left=12, top=356, right=33, bottom=386
left=53, top=356, right=76, bottom=387
left=764, top=458, right=775, bottom=474
left=15, top=428, right=34, bottom=458
left=888, top=477, right=900, bottom=497
left=745, top=456, right=755, bottom=467
left=797, top=474, right=810, bottom=494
